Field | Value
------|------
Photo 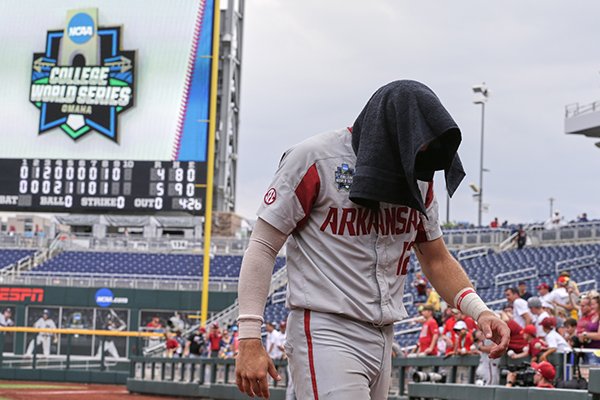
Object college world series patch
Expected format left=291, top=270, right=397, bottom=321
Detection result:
left=335, top=163, right=354, bottom=191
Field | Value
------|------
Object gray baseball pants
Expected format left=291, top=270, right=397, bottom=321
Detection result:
left=284, top=308, right=394, bottom=400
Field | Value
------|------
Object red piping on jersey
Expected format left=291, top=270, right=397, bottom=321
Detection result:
left=304, top=309, right=319, bottom=400
left=456, top=289, right=475, bottom=312
left=415, top=182, right=434, bottom=243
left=295, top=163, right=321, bottom=229
left=425, top=181, right=434, bottom=208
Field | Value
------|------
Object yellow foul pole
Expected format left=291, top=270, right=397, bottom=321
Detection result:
left=201, top=0, right=221, bottom=327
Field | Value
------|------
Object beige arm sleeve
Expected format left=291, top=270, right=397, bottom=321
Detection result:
left=237, top=218, right=288, bottom=339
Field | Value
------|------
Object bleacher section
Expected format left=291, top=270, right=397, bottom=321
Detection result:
left=0, top=249, right=36, bottom=269
left=263, top=243, right=600, bottom=348
left=26, top=251, right=286, bottom=278
left=4, top=239, right=599, bottom=349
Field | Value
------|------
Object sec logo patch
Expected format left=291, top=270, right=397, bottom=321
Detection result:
left=264, top=188, right=277, bottom=205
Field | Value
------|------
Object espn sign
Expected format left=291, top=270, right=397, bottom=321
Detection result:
left=0, top=287, right=44, bottom=302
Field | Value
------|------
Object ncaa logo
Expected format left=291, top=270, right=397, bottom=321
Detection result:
left=67, top=12, right=95, bottom=44
left=264, top=188, right=277, bottom=205
left=95, top=287, right=114, bottom=308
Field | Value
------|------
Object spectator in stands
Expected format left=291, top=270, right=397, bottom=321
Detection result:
left=416, top=305, right=439, bottom=356
left=514, top=225, right=527, bottom=250
left=576, top=294, right=600, bottom=364
left=412, top=272, right=428, bottom=304
left=504, top=287, right=532, bottom=328
left=165, top=331, right=180, bottom=358
left=577, top=213, right=588, bottom=223
left=536, top=283, right=553, bottom=308
left=441, top=308, right=459, bottom=354
left=576, top=296, right=596, bottom=337
left=506, top=361, right=556, bottom=388
left=500, top=310, right=527, bottom=353
left=425, top=287, right=441, bottom=313
left=184, top=327, right=207, bottom=358
left=448, top=320, right=474, bottom=355
left=549, top=275, right=579, bottom=319
left=528, top=297, right=550, bottom=338
left=208, top=323, right=223, bottom=358
left=0, top=308, right=14, bottom=327
left=563, top=318, right=578, bottom=345
left=220, top=328, right=231, bottom=358
left=490, top=217, right=499, bottom=228
left=518, top=281, right=533, bottom=300
left=544, top=210, right=566, bottom=230
left=508, top=325, right=546, bottom=362
left=265, top=322, right=284, bottom=361
left=230, top=326, right=240, bottom=357
left=539, top=317, right=572, bottom=362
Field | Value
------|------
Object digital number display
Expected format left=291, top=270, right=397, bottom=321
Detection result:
left=0, top=159, right=205, bottom=215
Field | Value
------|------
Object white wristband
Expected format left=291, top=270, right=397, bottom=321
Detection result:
left=453, top=288, right=491, bottom=321
left=237, top=314, right=264, bottom=340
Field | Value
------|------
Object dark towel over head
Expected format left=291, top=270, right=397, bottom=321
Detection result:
left=350, top=80, right=465, bottom=214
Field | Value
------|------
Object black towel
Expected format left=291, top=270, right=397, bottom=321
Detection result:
left=350, top=80, right=465, bottom=215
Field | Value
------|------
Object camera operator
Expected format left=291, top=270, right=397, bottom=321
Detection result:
left=505, top=361, right=555, bottom=388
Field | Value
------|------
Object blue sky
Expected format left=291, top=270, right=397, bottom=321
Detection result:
left=235, top=0, right=600, bottom=226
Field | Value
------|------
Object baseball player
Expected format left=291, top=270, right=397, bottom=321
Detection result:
left=25, top=309, right=57, bottom=357
left=235, top=81, right=510, bottom=399
left=96, top=311, right=127, bottom=359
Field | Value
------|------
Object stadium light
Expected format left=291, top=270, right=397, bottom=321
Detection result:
left=472, top=82, right=489, bottom=226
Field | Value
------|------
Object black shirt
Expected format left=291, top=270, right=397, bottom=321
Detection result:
left=187, top=333, right=206, bottom=355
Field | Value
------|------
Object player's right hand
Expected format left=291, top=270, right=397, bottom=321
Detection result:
left=235, top=338, right=281, bottom=399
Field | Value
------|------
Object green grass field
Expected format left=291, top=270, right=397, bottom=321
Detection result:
left=0, top=383, right=80, bottom=390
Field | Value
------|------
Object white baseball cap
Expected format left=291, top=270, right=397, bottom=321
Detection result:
left=453, top=321, right=467, bottom=331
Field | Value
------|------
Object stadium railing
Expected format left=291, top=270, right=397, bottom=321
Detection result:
left=1, top=270, right=239, bottom=292
left=0, top=326, right=159, bottom=384
left=125, top=354, right=480, bottom=400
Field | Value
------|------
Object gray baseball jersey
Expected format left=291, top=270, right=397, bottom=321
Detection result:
left=258, top=128, right=442, bottom=326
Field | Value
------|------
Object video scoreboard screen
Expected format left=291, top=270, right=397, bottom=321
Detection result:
left=0, top=0, right=217, bottom=215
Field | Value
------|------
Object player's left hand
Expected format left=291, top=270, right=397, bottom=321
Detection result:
left=477, top=310, right=510, bottom=359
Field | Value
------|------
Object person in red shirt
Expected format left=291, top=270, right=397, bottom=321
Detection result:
left=448, top=321, right=474, bottom=355
left=500, top=310, right=527, bottom=353
left=508, top=324, right=547, bottom=362
left=208, top=322, right=223, bottom=358
left=417, top=305, right=439, bottom=356
left=459, top=311, right=477, bottom=331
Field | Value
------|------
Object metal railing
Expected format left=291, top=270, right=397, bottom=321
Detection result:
left=566, top=100, right=600, bottom=118
left=457, top=246, right=490, bottom=261
left=0, top=271, right=240, bottom=292
left=494, top=267, right=538, bottom=287
left=555, top=254, right=598, bottom=276
left=127, top=353, right=483, bottom=400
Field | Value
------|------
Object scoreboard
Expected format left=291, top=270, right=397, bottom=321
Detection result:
left=0, top=159, right=204, bottom=214
left=0, top=1, right=218, bottom=216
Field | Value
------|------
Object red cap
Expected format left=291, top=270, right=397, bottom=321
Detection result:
left=557, top=276, right=569, bottom=285
left=541, top=317, right=556, bottom=329
left=532, top=361, right=556, bottom=381
left=520, top=325, right=537, bottom=336
left=537, top=283, right=550, bottom=290
left=199, top=327, right=206, bottom=333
